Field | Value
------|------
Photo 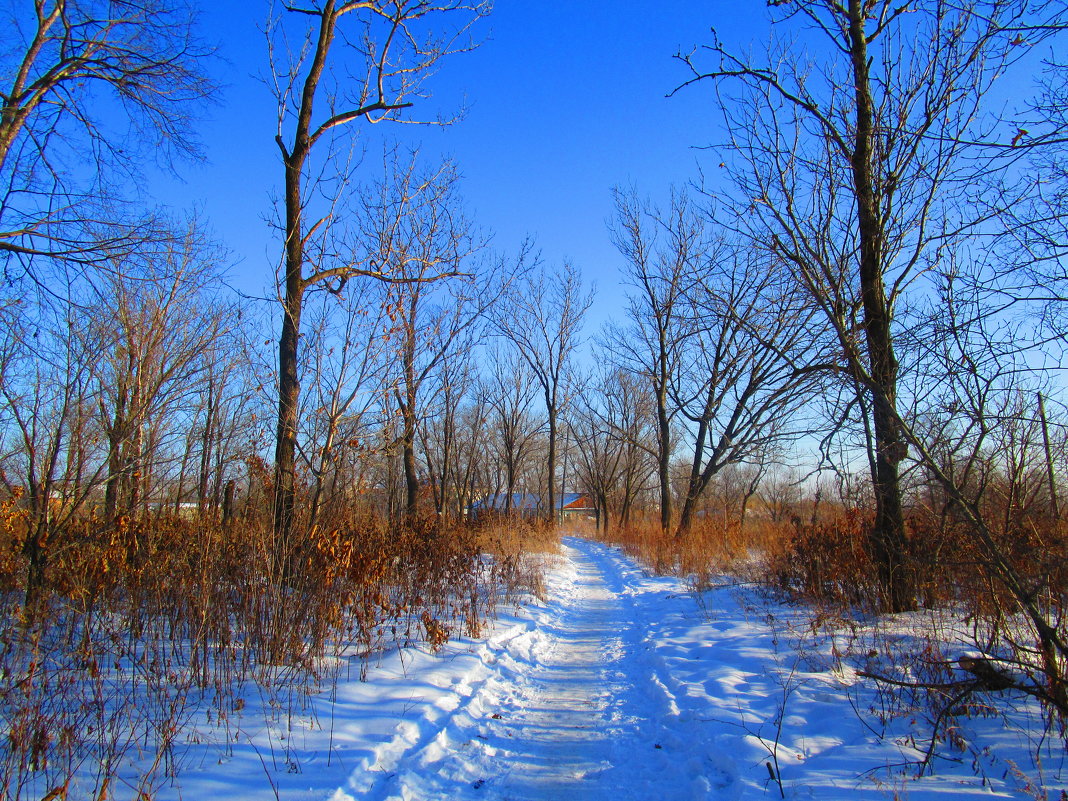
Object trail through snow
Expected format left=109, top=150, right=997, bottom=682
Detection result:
left=357, top=537, right=718, bottom=800
left=147, top=536, right=1064, bottom=801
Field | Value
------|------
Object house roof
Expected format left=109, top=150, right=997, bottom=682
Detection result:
left=471, top=492, right=595, bottom=511
left=471, top=493, right=541, bottom=511
left=558, top=492, right=594, bottom=509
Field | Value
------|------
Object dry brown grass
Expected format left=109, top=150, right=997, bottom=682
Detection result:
left=0, top=500, right=545, bottom=800
left=470, top=516, right=561, bottom=603
left=475, top=515, right=561, bottom=556
left=595, top=514, right=793, bottom=586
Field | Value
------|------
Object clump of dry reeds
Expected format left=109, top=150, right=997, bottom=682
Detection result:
left=596, top=514, right=793, bottom=587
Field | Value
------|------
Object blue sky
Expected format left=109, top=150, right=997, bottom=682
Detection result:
left=147, top=2, right=1056, bottom=345
left=150, top=3, right=756, bottom=336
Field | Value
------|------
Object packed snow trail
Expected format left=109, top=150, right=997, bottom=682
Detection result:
left=156, top=536, right=1064, bottom=800
left=349, top=537, right=722, bottom=800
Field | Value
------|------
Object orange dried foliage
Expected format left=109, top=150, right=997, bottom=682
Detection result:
left=596, top=514, right=794, bottom=585
left=0, top=488, right=28, bottom=591
left=0, top=500, right=544, bottom=798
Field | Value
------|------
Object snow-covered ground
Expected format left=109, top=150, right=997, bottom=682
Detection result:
left=133, top=536, right=1064, bottom=800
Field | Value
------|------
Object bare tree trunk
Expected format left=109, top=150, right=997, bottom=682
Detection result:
left=222, top=479, right=236, bottom=526
left=268, top=0, right=488, bottom=557
left=656, top=379, right=672, bottom=534
left=545, top=401, right=557, bottom=522
left=129, top=415, right=145, bottom=515
left=846, top=0, right=913, bottom=612
left=403, top=414, right=420, bottom=521
left=505, top=461, right=516, bottom=514
left=400, top=293, right=421, bottom=521
left=198, top=377, right=217, bottom=514
left=103, top=378, right=127, bottom=521
left=274, top=125, right=310, bottom=571
left=738, top=466, right=764, bottom=534
left=495, top=264, right=591, bottom=526
left=1039, top=392, right=1060, bottom=520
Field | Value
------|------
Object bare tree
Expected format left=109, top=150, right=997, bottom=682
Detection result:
left=267, top=0, right=488, bottom=554
left=700, top=460, right=772, bottom=533
left=672, top=245, right=825, bottom=536
left=495, top=263, right=593, bottom=520
left=480, top=344, right=543, bottom=516
left=95, top=228, right=226, bottom=519
left=607, top=188, right=703, bottom=534
left=173, top=324, right=259, bottom=522
left=419, top=346, right=479, bottom=520
left=0, top=0, right=214, bottom=266
left=298, top=278, right=390, bottom=528
left=759, top=466, right=805, bottom=525
left=0, top=220, right=226, bottom=607
left=0, top=297, right=100, bottom=606
left=571, top=367, right=656, bottom=532
left=452, top=398, right=494, bottom=518
left=606, top=370, right=659, bottom=529
left=674, top=0, right=1065, bottom=610
left=362, top=153, right=510, bottom=522
left=884, top=264, right=1068, bottom=723
left=198, top=329, right=259, bottom=519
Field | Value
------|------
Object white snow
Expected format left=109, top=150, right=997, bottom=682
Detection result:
left=106, top=536, right=1065, bottom=799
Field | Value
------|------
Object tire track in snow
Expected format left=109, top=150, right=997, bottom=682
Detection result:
left=347, top=537, right=723, bottom=801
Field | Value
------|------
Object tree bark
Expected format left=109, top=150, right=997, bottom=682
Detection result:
left=273, top=3, right=335, bottom=568
left=846, top=0, right=914, bottom=612
left=655, top=361, right=673, bottom=535
left=400, top=291, right=421, bottom=521
left=545, top=397, right=557, bottom=522
left=273, top=184, right=305, bottom=566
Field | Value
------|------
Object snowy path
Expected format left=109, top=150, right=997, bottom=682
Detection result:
left=156, top=536, right=1065, bottom=801
left=358, top=537, right=714, bottom=800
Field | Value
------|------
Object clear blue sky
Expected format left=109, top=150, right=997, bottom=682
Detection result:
left=151, top=3, right=757, bottom=337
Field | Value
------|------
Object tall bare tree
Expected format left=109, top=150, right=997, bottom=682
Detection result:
left=608, top=188, right=705, bottom=534
left=95, top=228, right=226, bottom=519
left=0, top=297, right=100, bottom=606
left=672, top=246, right=825, bottom=536
left=298, top=278, right=390, bottom=528
left=268, top=0, right=488, bottom=554
left=893, top=260, right=1068, bottom=721
left=419, top=345, right=478, bottom=519
left=362, top=153, right=513, bottom=521
left=0, top=220, right=226, bottom=606
left=496, top=263, right=592, bottom=520
left=674, top=0, right=1065, bottom=610
left=481, top=344, right=543, bottom=515
left=174, top=324, right=259, bottom=522
left=0, top=0, right=214, bottom=267
left=571, top=367, right=656, bottom=532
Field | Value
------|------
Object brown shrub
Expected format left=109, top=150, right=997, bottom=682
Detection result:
left=595, top=514, right=793, bottom=586
left=766, top=509, right=880, bottom=609
left=0, top=504, right=542, bottom=800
